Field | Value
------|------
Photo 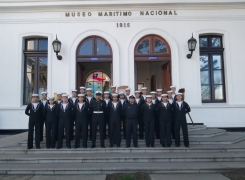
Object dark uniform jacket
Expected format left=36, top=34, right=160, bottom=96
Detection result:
left=157, top=102, right=173, bottom=121
left=107, top=101, right=122, bottom=121
left=56, top=102, right=74, bottom=122
left=43, top=104, right=58, bottom=123
left=123, top=102, right=139, bottom=119
left=74, top=102, right=90, bottom=120
left=172, top=101, right=190, bottom=121
left=25, top=102, right=43, bottom=121
left=141, top=103, right=157, bottom=121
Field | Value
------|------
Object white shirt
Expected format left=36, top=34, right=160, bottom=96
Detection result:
left=72, top=97, right=77, bottom=103
left=104, top=99, right=110, bottom=105
left=78, top=103, right=84, bottom=109
left=142, top=95, right=146, bottom=100
left=135, top=98, right=140, bottom=104
left=42, top=100, right=47, bottom=106
left=157, top=97, right=161, bottom=101
left=163, top=102, right=167, bottom=107
left=62, top=103, right=67, bottom=110
left=87, top=96, right=92, bottom=102
left=172, top=94, right=176, bottom=99
left=49, top=104, right=54, bottom=108
left=126, top=95, right=130, bottom=100
left=112, top=102, right=117, bottom=109
left=152, top=99, right=156, bottom=104
left=57, top=101, right=61, bottom=104
left=32, top=103, right=38, bottom=109
left=168, top=99, right=173, bottom=104
left=120, top=99, right=125, bottom=105
left=177, top=101, right=183, bottom=107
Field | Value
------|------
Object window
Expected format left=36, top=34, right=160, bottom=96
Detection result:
left=23, top=38, right=48, bottom=104
left=199, top=35, right=225, bottom=103
left=85, top=71, right=111, bottom=96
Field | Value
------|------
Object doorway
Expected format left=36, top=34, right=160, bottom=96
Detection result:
left=134, top=35, right=171, bottom=92
left=76, top=36, right=112, bottom=93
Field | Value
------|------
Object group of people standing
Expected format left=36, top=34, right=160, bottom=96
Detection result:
left=25, top=85, right=191, bottom=150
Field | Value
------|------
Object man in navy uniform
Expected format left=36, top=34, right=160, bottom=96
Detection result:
left=79, top=86, right=86, bottom=95
left=141, top=87, right=147, bottom=101
left=85, top=88, right=96, bottom=141
left=68, top=89, right=78, bottom=141
left=135, top=90, right=144, bottom=139
left=172, top=93, right=191, bottom=148
left=124, top=95, right=139, bottom=148
left=25, top=94, right=43, bottom=149
left=103, top=91, right=110, bottom=139
left=39, top=92, right=48, bottom=142
left=167, top=90, right=175, bottom=140
left=125, top=88, right=131, bottom=100
left=109, top=86, right=117, bottom=100
left=108, top=94, right=122, bottom=147
left=43, top=97, right=58, bottom=149
left=90, top=91, right=106, bottom=148
left=156, top=89, right=162, bottom=104
left=170, top=85, right=177, bottom=101
left=118, top=91, right=128, bottom=139
left=74, top=94, right=90, bottom=148
left=55, top=92, right=62, bottom=141
left=150, top=91, right=160, bottom=139
left=56, top=94, right=74, bottom=149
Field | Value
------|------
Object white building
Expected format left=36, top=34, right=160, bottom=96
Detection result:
left=0, top=0, right=245, bottom=129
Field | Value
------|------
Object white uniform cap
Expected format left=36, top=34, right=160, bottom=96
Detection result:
left=156, top=89, right=162, bottom=92
left=141, top=87, right=147, bottom=90
left=86, top=88, right=92, bottom=91
left=62, top=94, right=69, bottom=97
left=79, top=86, right=86, bottom=89
left=167, top=91, right=173, bottom=94
left=119, top=91, right=125, bottom=95
left=170, top=85, right=176, bottom=89
left=78, top=94, right=85, bottom=97
left=146, top=95, right=152, bottom=98
left=95, top=91, right=103, bottom=95
left=111, top=86, right=117, bottom=88
left=41, top=92, right=48, bottom=95
left=176, top=93, right=183, bottom=96
left=32, top=94, right=39, bottom=97
left=48, top=97, right=54, bottom=100
left=135, top=90, right=140, bottom=94
left=150, top=91, right=156, bottom=94
left=125, top=88, right=130, bottom=91
left=104, top=91, right=110, bottom=94
left=56, top=92, right=62, bottom=95
left=71, top=89, right=77, bottom=92
left=161, top=94, right=168, bottom=97
left=112, top=93, right=118, bottom=97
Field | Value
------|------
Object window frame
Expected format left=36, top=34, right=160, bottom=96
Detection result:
left=199, top=35, right=226, bottom=103
left=23, top=38, right=48, bottom=105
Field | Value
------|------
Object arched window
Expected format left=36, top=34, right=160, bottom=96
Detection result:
left=85, top=71, right=111, bottom=95
left=135, top=35, right=171, bottom=61
left=76, top=36, right=112, bottom=62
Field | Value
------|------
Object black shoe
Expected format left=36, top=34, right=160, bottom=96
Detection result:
left=83, top=146, right=87, bottom=149
left=151, top=145, right=155, bottom=148
left=134, top=145, right=138, bottom=148
left=90, top=145, right=95, bottom=148
left=66, top=146, right=71, bottom=149
left=73, top=146, right=78, bottom=149
left=117, top=145, right=120, bottom=148
left=126, top=145, right=130, bottom=148
left=36, top=147, right=40, bottom=149
left=101, top=146, right=105, bottom=148
left=162, top=145, right=166, bottom=147
left=27, top=147, right=33, bottom=150
left=109, top=145, right=113, bottom=148
left=47, top=147, right=50, bottom=149
left=56, top=147, right=61, bottom=149
left=146, top=145, right=150, bottom=148
left=167, top=145, right=170, bottom=148
left=185, top=145, right=189, bottom=148
left=175, top=145, right=180, bottom=147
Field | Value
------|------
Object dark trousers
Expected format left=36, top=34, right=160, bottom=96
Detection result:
left=40, top=117, right=45, bottom=141
left=55, top=122, right=59, bottom=141
left=126, top=118, right=138, bottom=146
left=138, top=117, right=144, bottom=139
left=171, top=119, right=175, bottom=139
left=104, top=115, right=110, bottom=138
left=144, top=120, right=155, bottom=146
left=154, top=115, right=160, bottom=139
left=28, top=120, right=40, bottom=149
left=45, top=121, right=57, bottom=148
left=160, top=120, right=172, bottom=146
left=175, top=120, right=189, bottom=147
left=75, top=119, right=88, bottom=147
left=69, top=117, right=75, bottom=141
left=87, top=115, right=92, bottom=140
left=91, top=114, right=105, bottom=147
left=109, top=120, right=121, bottom=146
left=58, top=120, right=70, bottom=148
left=121, top=116, right=126, bottom=139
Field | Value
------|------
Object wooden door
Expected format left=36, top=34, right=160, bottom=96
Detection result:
left=134, top=63, right=138, bottom=90
left=151, top=75, right=156, bottom=91
left=76, top=63, right=85, bottom=90
left=162, top=62, right=171, bottom=93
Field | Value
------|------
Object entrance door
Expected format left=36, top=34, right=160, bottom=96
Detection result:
left=162, top=62, right=171, bottom=93
left=76, top=36, right=113, bottom=93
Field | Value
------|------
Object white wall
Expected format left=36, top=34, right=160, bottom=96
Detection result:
left=0, top=2, right=245, bottom=129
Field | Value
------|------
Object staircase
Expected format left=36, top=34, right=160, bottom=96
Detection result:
left=0, top=125, right=245, bottom=175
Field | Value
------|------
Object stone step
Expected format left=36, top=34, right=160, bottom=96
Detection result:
left=0, top=152, right=244, bottom=164
left=0, top=161, right=244, bottom=174
left=20, top=132, right=245, bottom=146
